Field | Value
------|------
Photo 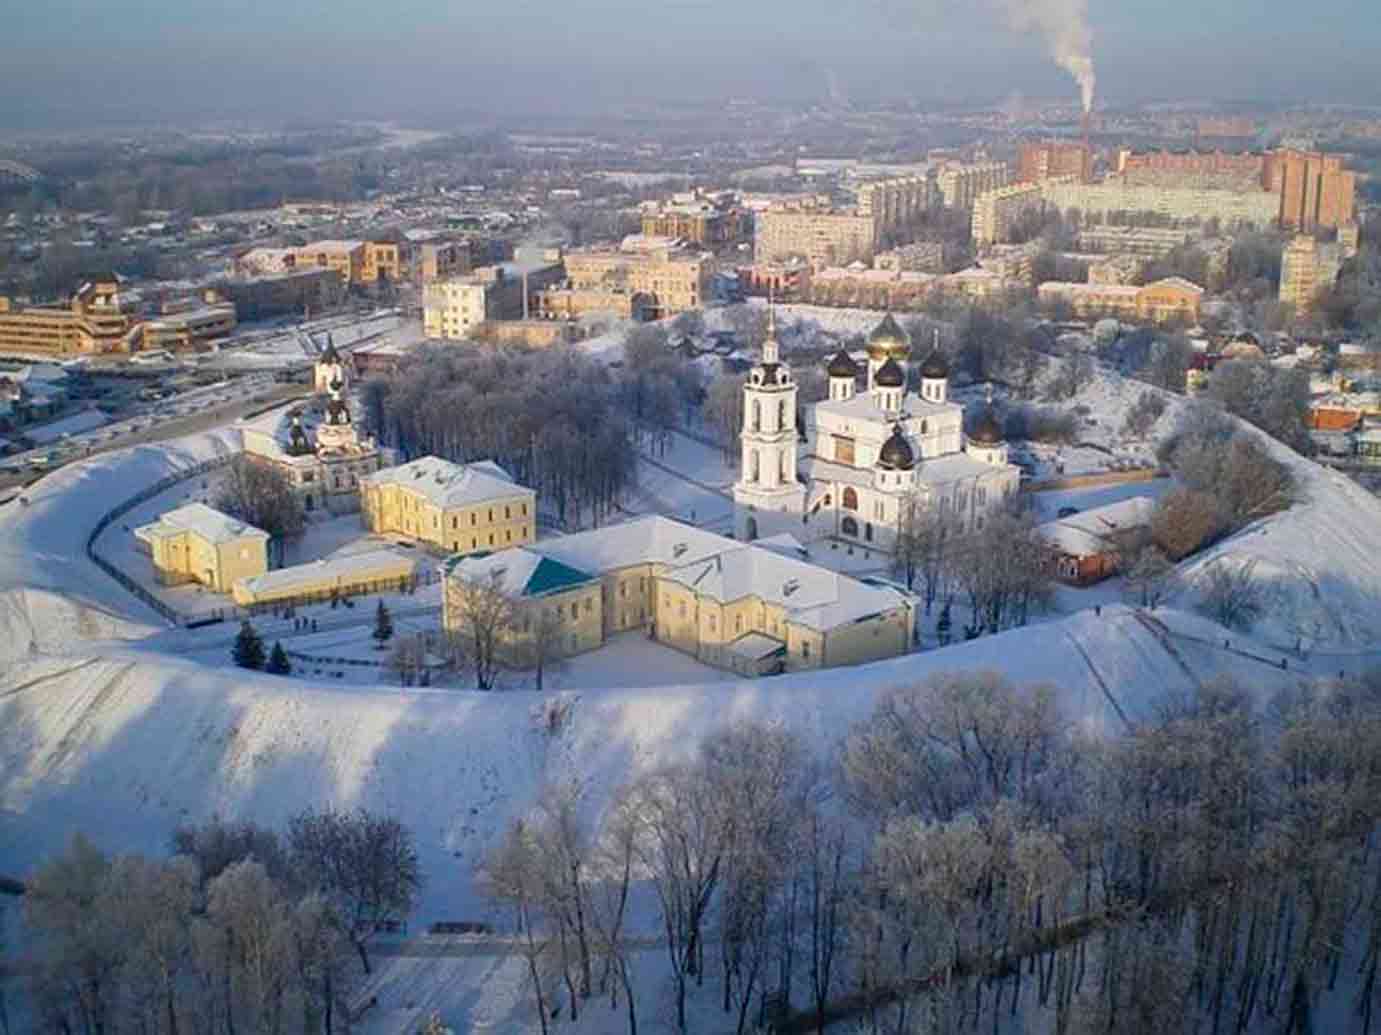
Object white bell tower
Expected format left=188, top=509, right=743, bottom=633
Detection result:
left=733, top=307, right=805, bottom=541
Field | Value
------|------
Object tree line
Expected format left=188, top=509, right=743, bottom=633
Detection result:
left=484, top=667, right=1381, bottom=1035
left=19, top=809, right=420, bottom=1035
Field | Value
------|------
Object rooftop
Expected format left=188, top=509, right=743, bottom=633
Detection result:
left=1036, top=496, right=1155, bottom=558
left=234, top=547, right=415, bottom=597
left=531, top=515, right=729, bottom=575
left=134, top=503, right=268, bottom=547
left=446, top=547, right=597, bottom=599
left=362, top=456, right=530, bottom=509
left=814, top=387, right=961, bottom=424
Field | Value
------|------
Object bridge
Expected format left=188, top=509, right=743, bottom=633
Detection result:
left=0, top=159, right=42, bottom=184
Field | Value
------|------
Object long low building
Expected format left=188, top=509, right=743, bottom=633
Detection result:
left=232, top=546, right=418, bottom=607
left=1038, top=276, right=1204, bottom=325
left=1042, top=180, right=1280, bottom=228
left=444, top=515, right=917, bottom=677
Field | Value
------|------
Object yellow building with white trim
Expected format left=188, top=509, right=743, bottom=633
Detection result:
left=360, top=456, right=537, bottom=555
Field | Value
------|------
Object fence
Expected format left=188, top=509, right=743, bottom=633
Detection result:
left=85, top=454, right=236, bottom=627
left=1023, top=467, right=1164, bottom=493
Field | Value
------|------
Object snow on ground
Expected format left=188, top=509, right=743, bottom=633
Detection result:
left=0, top=428, right=241, bottom=665
left=0, top=604, right=1291, bottom=928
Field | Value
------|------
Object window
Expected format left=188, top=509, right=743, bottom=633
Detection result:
left=452, top=516, right=458, bottom=530
left=778, top=399, right=787, bottom=430
left=522, top=503, right=528, bottom=516
left=865, top=522, right=873, bottom=542
left=736, top=615, right=743, bottom=634
left=471, top=537, right=478, bottom=549
left=488, top=509, right=494, bottom=522
left=584, top=598, right=592, bottom=614
left=708, top=615, right=716, bottom=632
left=679, top=602, right=687, bottom=618
left=505, top=530, right=511, bottom=542
left=471, top=513, right=477, bottom=526
left=488, top=533, right=494, bottom=545
left=842, top=487, right=859, bottom=511
left=752, top=399, right=761, bottom=431
left=842, top=515, right=859, bottom=536
left=619, top=582, right=627, bottom=598
left=802, top=641, right=811, bottom=658
left=751, top=449, right=760, bottom=482
left=833, top=435, right=856, bottom=464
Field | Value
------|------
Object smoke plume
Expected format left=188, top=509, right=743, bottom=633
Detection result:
left=1000, top=0, right=1096, bottom=111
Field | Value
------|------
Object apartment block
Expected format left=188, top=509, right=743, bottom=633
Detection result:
left=639, top=189, right=749, bottom=247
left=936, top=161, right=1011, bottom=210
left=754, top=200, right=878, bottom=267
left=1270, top=149, right=1357, bottom=231
left=0, top=277, right=140, bottom=358
left=424, top=278, right=490, bottom=339
left=1279, top=235, right=1344, bottom=314
left=971, top=181, right=1050, bottom=246
left=1019, top=141, right=1092, bottom=184
left=419, top=240, right=473, bottom=282
left=1041, top=181, right=1279, bottom=228
left=1115, top=149, right=1267, bottom=191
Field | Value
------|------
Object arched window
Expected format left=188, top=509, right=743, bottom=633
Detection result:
left=841, top=515, right=859, bottom=537
left=752, top=399, right=761, bottom=432
left=778, top=399, right=787, bottom=430
left=780, top=451, right=790, bottom=482
left=750, top=449, right=760, bottom=482
left=842, top=487, right=859, bottom=511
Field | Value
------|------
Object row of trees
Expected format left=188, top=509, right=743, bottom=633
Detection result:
left=484, top=668, right=1381, bottom=1035
left=21, top=810, right=421, bottom=1035
left=361, top=347, right=651, bottom=530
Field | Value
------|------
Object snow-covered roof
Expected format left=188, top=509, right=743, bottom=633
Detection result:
left=234, top=547, right=415, bottom=597
left=727, top=631, right=786, bottom=660
left=1036, top=496, right=1155, bottom=558
left=914, top=452, right=1010, bottom=487
left=663, top=542, right=911, bottom=632
left=362, top=456, right=530, bottom=508
left=135, top=503, right=268, bottom=547
left=303, top=239, right=364, bottom=254
left=446, top=547, right=597, bottom=599
left=532, top=515, right=730, bottom=575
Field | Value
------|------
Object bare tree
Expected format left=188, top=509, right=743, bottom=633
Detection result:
left=892, top=494, right=960, bottom=613
left=216, top=456, right=305, bottom=545
left=483, top=819, right=556, bottom=1035
left=1044, top=350, right=1095, bottom=402
left=286, top=807, right=421, bottom=974
left=509, top=601, right=568, bottom=691
left=386, top=634, right=428, bottom=686
left=1121, top=544, right=1179, bottom=608
left=1196, top=558, right=1266, bottom=631
left=1150, top=486, right=1223, bottom=561
left=445, top=570, right=518, bottom=690
left=704, top=372, right=745, bottom=463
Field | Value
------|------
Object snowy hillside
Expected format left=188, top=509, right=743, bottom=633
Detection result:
left=0, top=429, right=241, bottom=666
left=0, top=605, right=1290, bottom=925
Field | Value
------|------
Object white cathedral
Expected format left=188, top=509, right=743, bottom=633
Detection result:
left=732, top=313, right=1020, bottom=550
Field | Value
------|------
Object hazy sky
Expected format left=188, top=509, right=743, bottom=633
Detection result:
left=3, top=0, right=1379, bottom=128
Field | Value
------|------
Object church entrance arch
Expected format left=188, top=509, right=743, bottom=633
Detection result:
left=745, top=515, right=759, bottom=541
left=841, top=515, right=859, bottom=537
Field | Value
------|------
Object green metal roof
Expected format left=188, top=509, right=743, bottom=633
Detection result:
left=525, top=556, right=596, bottom=597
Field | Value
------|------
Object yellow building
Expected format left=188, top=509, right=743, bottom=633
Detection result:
left=0, top=277, right=140, bottom=357
left=362, top=241, right=407, bottom=283
left=419, top=241, right=473, bottom=282
left=971, top=181, right=1058, bottom=246
left=472, top=516, right=918, bottom=678
left=560, top=247, right=712, bottom=317
left=444, top=547, right=603, bottom=660
left=1038, top=276, right=1204, bottom=325
left=134, top=502, right=269, bottom=593
left=233, top=546, right=417, bottom=607
left=360, top=456, right=537, bottom=555
left=295, top=241, right=366, bottom=285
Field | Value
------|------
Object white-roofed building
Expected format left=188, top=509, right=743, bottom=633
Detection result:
left=360, top=455, right=537, bottom=556
left=445, top=514, right=917, bottom=677
left=134, top=502, right=270, bottom=592
left=1035, top=495, right=1155, bottom=585
left=232, top=546, right=417, bottom=607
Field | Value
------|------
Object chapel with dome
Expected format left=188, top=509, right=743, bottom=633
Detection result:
left=733, top=313, right=1020, bottom=548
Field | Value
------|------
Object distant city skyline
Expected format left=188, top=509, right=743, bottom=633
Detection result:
left=2, top=0, right=1380, bottom=128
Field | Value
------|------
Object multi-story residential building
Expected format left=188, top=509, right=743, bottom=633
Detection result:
left=754, top=198, right=878, bottom=267
left=1279, top=235, right=1344, bottom=314
left=134, top=503, right=269, bottom=593
left=936, top=161, right=1011, bottom=211
left=736, top=261, right=812, bottom=301
left=1040, top=181, right=1279, bottom=228
left=1115, top=149, right=1267, bottom=191
left=360, top=455, right=537, bottom=556
left=855, top=176, right=936, bottom=245
left=1087, top=254, right=1148, bottom=285
left=971, top=181, right=1050, bottom=246
left=0, top=276, right=141, bottom=357
left=1019, top=141, right=1092, bottom=184
left=1038, top=276, right=1204, bottom=324
left=1270, top=149, right=1356, bottom=231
